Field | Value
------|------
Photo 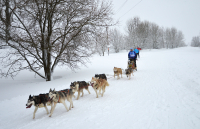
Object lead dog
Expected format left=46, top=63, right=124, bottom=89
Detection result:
left=125, top=68, right=134, bottom=80
left=48, top=88, right=74, bottom=117
left=26, top=93, right=53, bottom=119
left=70, top=81, right=90, bottom=100
left=90, top=77, right=109, bottom=98
left=113, top=67, right=123, bottom=79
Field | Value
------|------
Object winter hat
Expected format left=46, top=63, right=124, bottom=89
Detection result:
left=130, top=48, right=133, bottom=50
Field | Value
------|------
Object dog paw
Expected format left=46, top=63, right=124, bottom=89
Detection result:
left=49, top=115, right=51, bottom=117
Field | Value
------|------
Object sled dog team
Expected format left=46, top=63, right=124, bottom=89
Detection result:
left=26, top=74, right=109, bottom=119
left=114, top=60, right=135, bottom=80
left=26, top=66, right=135, bottom=119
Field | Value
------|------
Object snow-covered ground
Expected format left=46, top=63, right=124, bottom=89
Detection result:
left=0, top=46, right=200, bottom=129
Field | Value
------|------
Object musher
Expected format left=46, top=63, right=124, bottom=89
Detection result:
left=128, top=48, right=137, bottom=71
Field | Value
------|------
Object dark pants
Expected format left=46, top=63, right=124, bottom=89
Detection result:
left=136, top=52, right=140, bottom=58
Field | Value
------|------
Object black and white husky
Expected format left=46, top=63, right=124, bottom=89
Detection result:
left=48, top=88, right=74, bottom=117
left=95, top=74, right=107, bottom=80
left=26, top=93, right=52, bottom=119
left=125, top=68, right=134, bottom=80
left=70, top=81, right=91, bottom=100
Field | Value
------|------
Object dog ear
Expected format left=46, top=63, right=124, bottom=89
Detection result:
left=49, top=88, right=52, bottom=92
left=53, top=88, right=55, bottom=92
left=29, top=95, right=31, bottom=98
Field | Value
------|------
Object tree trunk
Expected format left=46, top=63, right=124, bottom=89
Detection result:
left=5, top=0, right=11, bottom=44
left=45, top=0, right=52, bottom=81
left=46, top=64, right=51, bottom=81
left=46, top=48, right=52, bottom=81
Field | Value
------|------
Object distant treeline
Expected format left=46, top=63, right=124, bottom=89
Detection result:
left=108, top=17, right=186, bottom=53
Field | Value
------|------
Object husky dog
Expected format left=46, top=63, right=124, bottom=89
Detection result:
left=90, top=77, right=109, bottom=98
left=95, top=74, right=107, bottom=80
left=113, top=67, right=123, bottom=79
left=48, top=88, right=74, bottom=117
left=70, top=81, right=90, bottom=100
left=70, top=82, right=77, bottom=98
left=125, top=68, right=134, bottom=80
left=26, top=93, right=52, bottom=119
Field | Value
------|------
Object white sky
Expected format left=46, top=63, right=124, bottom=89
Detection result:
left=111, top=0, right=200, bottom=44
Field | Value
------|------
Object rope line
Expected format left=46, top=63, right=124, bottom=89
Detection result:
left=118, top=0, right=143, bottom=20
left=115, top=0, right=129, bottom=14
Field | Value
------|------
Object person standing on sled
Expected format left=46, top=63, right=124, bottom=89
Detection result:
left=134, top=48, right=140, bottom=58
left=128, top=48, right=137, bottom=71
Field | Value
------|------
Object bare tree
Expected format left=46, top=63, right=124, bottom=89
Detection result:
left=125, top=17, right=140, bottom=49
left=164, top=27, right=186, bottom=48
left=110, top=28, right=123, bottom=53
left=95, top=28, right=108, bottom=56
left=176, top=31, right=185, bottom=47
left=124, top=17, right=186, bottom=50
left=136, top=20, right=150, bottom=48
left=159, top=27, right=165, bottom=48
left=165, top=28, right=172, bottom=49
left=0, top=0, right=113, bottom=81
left=170, top=27, right=178, bottom=48
left=191, top=36, right=200, bottom=47
left=149, top=23, right=161, bottom=49
left=0, top=0, right=16, bottom=44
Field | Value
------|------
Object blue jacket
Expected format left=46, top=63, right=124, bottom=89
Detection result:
left=128, top=51, right=137, bottom=59
left=134, top=48, right=139, bottom=53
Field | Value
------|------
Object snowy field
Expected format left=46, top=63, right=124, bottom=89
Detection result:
left=0, top=46, right=200, bottom=129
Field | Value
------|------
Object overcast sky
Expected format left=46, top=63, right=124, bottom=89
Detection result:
left=111, top=0, right=200, bottom=44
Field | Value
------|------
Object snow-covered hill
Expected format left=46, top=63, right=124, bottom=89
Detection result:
left=0, top=47, right=200, bottom=129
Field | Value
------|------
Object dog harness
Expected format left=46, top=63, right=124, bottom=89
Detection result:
left=58, top=96, right=60, bottom=103
left=79, top=84, right=90, bottom=88
left=57, top=90, right=70, bottom=103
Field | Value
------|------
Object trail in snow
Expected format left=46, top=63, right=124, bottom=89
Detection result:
left=0, top=47, right=200, bottom=129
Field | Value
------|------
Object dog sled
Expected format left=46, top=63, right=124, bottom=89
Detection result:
left=127, top=60, right=135, bottom=69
